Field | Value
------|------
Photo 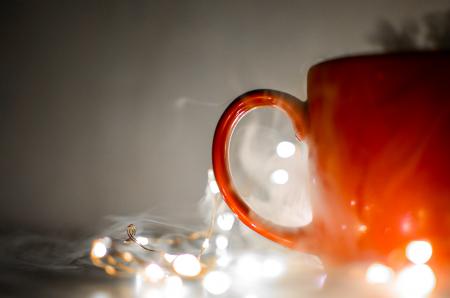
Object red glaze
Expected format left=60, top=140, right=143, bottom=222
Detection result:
left=212, top=52, right=450, bottom=269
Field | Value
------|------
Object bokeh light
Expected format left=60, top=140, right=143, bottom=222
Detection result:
left=172, top=254, right=202, bottom=277
left=145, top=263, right=165, bottom=282
left=270, top=169, right=289, bottom=185
left=217, top=212, right=235, bottom=231
left=395, top=264, right=436, bottom=297
left=215, top=235, right=229, bottom=250
left=406, top=240, right=432, bottom=265
left=136, top=236, right=149, bottom=246
left=165, top=275, right=184, bottom=297
left=92, top=241, right=107, bottom=258
left=365, top=263, right=394, bottom=284
left=276, top=141, right=296, bottom=158
left=203, top=271, right=232, bottom=295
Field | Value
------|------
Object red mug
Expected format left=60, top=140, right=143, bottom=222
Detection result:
left=212, top=52, right=450, bottom=269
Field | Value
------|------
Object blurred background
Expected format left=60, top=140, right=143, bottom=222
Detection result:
left=1, top=0, right=449, bottom=297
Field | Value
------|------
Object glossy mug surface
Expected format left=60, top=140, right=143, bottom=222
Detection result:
left=212, top=52, right=450, bottom=268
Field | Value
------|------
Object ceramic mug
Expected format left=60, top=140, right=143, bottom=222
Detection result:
left=212, top=52, right=450, bottom=268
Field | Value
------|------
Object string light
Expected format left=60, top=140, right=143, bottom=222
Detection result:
left=90, top=168, right=440, bottom=298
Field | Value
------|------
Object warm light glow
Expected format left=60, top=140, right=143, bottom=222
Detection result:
left=270, top=169, right=289, bottom=185
left=92, top=241, right=107, bottom=258
left=122, top=252, right=133, bottom=262
left=215, top=235, right=229, bottom=250
left=203, top=271, right=231, bottom=295
left=406, top=240, right=433, bottom=265
left=276, top=141, right=296, bottom=158
left=396, top=264, right=436, bottom=297
left=136, top=236, right=149, bottom=246
left=262, top=259, right=284, bottom=278
left=358, top=224, right=368, bottom=233
left=209, top=180, right=220, bottom=194
left=165, top=275, right=184, bottom=297
left=172, top=254, right=202, bottom=277
left=236, top=255, right=262, bottom=281
left=217, top=212, right=235, bottom=231
left=145, top=263, right=165, bottom=282
left=365, top=263, right=394, bottom=284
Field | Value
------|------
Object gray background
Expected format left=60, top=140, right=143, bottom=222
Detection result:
left=1, top=0, right=449, bottom=235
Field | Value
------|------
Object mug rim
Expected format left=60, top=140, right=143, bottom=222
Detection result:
left=310, top=50, right=450, bottom=71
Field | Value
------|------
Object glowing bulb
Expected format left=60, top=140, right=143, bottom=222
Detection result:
left=145, top=263, right=165, bottom=282
left=276, top=141, right=296, bottom=158
left=165, top=275, right=184, bottom=297
left=172, top=254, right=202, bottom=277
left=270, top=169, right=289, bottom=185
left=209, top=180, right=220, bottom=194
left=136, top=236, right=149, bottom=246
left=365, top=263, right=394, bottom=284
left=92, top=241, right=107, bottom=258
left=262, top=259, right=284, bottom=278
left=203, top=271, right=231, bottom=295
left=396, top=264, right=436, bottom=297
left=217, top=212, right=235, bottom=231
left=215, top=235, right=229, bottom=250
left=406, top=240, right=432, bottom=265
left=236, top=255, right=262, bottom=281
left=122, top=252, right=133, bottom=262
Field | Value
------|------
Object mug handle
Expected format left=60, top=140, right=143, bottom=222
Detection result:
left=212, top=89, right=311, bottom=248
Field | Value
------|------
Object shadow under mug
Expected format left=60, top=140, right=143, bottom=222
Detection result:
left=212, top=52, right=450, bottom=269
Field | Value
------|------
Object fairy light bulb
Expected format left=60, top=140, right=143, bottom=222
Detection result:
left=365, top=263, right=394, bottom=284
left=172, top=254, right=202, bottom=277
left=203, top=271, right=231, bottom=295
left=406, top=240, right=432, bottom=265
left=136, top=236, right=149, bottom=246
left=165, top=275, right=184, bottom=297
left=145, top=263, right=165, bottom=282
left=396, top=264, right=436, bottom=297
left=92, top=241, right=107, bottom=258
left=276, top=141, right=296, bottom=158
left=270, top=169, right=289, bottom=185
left=215, top=235, right=229, bottom=250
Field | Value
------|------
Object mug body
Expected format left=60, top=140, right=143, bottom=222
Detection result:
left=306, top=52, right=450, bottom=265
